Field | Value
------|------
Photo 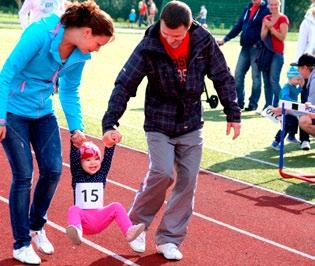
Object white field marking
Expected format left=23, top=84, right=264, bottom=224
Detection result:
left=0, top=195, right=139, bottom=266
left=60, top=165, right=315, bottom=261
left=194, top=212, right=315, bottom=261
left=61, top=126, right=314, bottom=205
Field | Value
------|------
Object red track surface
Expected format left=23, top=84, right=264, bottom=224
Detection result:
left=0, top=128, right=314, bottom=265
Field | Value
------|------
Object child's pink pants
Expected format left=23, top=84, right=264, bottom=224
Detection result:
left=67, top=202, right=132, bottom=235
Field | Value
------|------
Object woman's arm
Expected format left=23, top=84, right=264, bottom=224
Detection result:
left=269, top=22, right=288, bottom=41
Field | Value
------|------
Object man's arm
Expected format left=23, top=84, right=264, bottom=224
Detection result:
left=206, top=35, right=241, bottom=123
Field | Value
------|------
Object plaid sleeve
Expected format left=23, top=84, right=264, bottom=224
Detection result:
left=206, top=37, right=241, bottom=122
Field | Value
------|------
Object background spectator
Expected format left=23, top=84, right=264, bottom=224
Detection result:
left=217, top=0, right=270, bottom=111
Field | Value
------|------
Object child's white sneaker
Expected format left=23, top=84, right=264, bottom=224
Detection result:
left=31, top=229, right=54, bottom=254
left=126, top=223, right=145, bottom=242
left=13, top=245, right=41, bottom=265
left=66, top=225, right=83, bottom=245
left=129, top=231, right=146, bottom=252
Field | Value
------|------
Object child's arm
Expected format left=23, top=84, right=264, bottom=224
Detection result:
left=70, top=141, right=81, bottom=178
left=99, top=146, right=116, bottom=182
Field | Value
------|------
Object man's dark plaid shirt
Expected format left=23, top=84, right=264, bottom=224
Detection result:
left=103, top=21, right=241, bottom=137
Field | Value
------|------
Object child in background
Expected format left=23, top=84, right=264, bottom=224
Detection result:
left=128, top=8, right=136, bottom=28
left=271, top=66, right=304, bottom=150
left=66, top=139, right=145, bottom=245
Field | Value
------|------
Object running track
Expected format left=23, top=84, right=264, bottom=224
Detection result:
left=0, top=128, right=314, bottom=265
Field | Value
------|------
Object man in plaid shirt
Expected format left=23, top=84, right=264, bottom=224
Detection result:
left=102, top=0, right=241, bottom=260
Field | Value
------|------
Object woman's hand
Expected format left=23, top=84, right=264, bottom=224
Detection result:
left=71, top=130, right=86, bottom=148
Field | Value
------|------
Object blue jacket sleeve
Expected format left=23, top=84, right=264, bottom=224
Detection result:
left=224, top=7, right=247, bottom=42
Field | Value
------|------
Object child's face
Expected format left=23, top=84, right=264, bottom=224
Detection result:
left=81, top=156, right=101, bottom=175
left=289, top=76, right=302, bottom=86
left=298, top=66, right=311, bottom=79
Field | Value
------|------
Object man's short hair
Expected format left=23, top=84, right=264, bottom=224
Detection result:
left=160, top=1, right=192, bottom=29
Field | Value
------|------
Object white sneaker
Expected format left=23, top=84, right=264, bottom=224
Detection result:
left=66, top=225, right=83, bottom=245
left=157, top=243, right=183, bottom=260
left=13, top=245, right=41, bottom=265
left=301, top=141, right=311, bottom=151
left=129, top=231, right=146, bottom=253
left=126, top=223, right=145, bottom=242
left=31, top=229, right=54, bottom=254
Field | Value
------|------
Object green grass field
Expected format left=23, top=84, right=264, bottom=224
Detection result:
left=0, top=26, right=314, bottom=203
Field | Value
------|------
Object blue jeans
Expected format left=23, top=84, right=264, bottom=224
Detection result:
left=235, top=46, right=262, bottom=109
left=1, top=113, right=62, bottom=249
left=262, top=53, right=284, bottom=108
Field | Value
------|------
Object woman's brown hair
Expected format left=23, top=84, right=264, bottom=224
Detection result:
left=61, top=0, right=114, bottom=37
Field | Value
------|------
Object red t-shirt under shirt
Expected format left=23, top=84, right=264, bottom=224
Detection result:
left=264, top=14, right=289, bottom=54
left=249, top=5, right=259, bottom=20
left=160, top=32, right=190, bottom=84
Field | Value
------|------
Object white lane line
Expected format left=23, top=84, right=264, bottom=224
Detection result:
left=194, top=212, right=315, bottom=261
left=0, top=195, right=139, bottom=266
left=63, top=161, right=315, bottom=260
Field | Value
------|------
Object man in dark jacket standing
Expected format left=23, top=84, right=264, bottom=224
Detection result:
left=102, top=1, right=241, bottom=260
left=218, top=0, right=269, bottom=111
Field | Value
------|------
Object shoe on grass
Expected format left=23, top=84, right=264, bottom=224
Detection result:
left=66, top=225, right=83, bottom=245
left=31, top=228, right=54, bottom=254
left=286, top=136, right=300, bottom=144
left=301, top=141, right=311, bottom=150
left=126, top=223, right=145, bottom=242
left=157, top=243, right=183, bottom=260
left=270, top=140, right=280, bottom=151
left=13, top=245, right=41, bottom=265
left=129, top=231, right=146, bottom=253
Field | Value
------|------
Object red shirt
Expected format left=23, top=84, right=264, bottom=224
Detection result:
left=249, top=5, right=259, bottom=20
left=264, top=14, right=289, bottom=54
left=160, top=32, right=190, bottom=83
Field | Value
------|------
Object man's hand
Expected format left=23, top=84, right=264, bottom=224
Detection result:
left=216, top=39, right=224, bottom=46
left=0, top=126, right=6, bottom=141
left=71, top=130, right=86, bottom=148
left=102, top=130, right=122, bottom=147
left=226, top=122, right=241, bottom=140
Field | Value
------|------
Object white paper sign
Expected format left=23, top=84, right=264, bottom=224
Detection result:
left=261, top=105, right=282, bottom=123
left=75, top=182, right=103, bottom=209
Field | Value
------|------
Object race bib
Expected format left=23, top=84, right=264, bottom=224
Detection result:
left=75, top=182, right=103, bottom=209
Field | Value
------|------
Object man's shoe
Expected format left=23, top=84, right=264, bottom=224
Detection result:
left=13, top=245, right=41, bottom=265
left=126, top=223, right=145, bottom=242
left=66, top=225, right=83, bottom=245
left=31, top=229, right=54, bottom=254
left=244, top=106, right=257, bottom=112
left=129, top=231, right=146, bottom=253
left=287, top=136, right=300, bottom=144
left=270, top=140, right=280, bottom=151
left=157, top=243, right=183, bottom=260
left=301, top=141, right=311, bottom=150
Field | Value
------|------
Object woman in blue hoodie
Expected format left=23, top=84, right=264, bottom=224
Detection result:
left=0, top=1, right=114, bottom=264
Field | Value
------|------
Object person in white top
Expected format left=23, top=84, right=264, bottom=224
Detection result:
left=18, top=0, right=67, bottom=29
left=296, top=1, right=315, bottom=60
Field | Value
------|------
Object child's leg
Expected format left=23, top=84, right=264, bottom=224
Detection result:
left=286, top=115, right=299, bottom=136
left=82, top=202, right=132, bottom=236
left=67, top=206, right=83, bottom=229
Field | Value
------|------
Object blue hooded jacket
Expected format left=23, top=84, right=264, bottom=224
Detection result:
left=0, top=14, right=91, bottom=131
left=224, top=1, right=270, bottom=47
